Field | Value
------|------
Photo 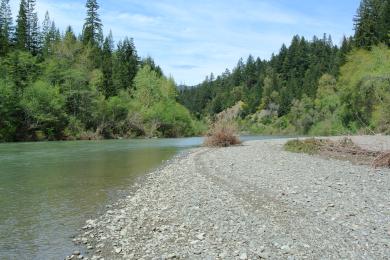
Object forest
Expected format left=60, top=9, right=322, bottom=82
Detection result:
left=179, top=0, right=390, bottom=136
left=0, top=0, right=389, bottom=142
left=0, top=0, right=203, bottom=141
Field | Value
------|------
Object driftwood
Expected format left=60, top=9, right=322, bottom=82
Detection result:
left=313, top=138, right=389, bottom=168
left=372, top=152, right=390, bottom=168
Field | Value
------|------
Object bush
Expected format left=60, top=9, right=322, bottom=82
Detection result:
left=204, top=119, right=241, bottom=147
left=284, top=138, right=326, bottom=154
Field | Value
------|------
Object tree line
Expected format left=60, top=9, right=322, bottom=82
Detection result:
left=179, top=0, right=390, bottom=135
left=0, top=0, right=202, bottom=141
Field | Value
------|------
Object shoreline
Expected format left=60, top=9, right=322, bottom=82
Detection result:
left=68, top=137, right=390, bottom=259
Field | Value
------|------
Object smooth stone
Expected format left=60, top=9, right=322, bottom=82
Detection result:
left=196, top=233, right=205, bottom=240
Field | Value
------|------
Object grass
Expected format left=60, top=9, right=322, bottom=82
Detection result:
left=285, top=137, right=390, bottom=169
left=284, top=138, right=327, bottom=154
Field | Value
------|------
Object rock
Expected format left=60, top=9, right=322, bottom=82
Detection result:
left=239, top=252, right=248, bottom=259
left=87, top=245, right=94, bottom=250
left=196, top=233, right=205, bottom=240
left=115, top=247, right=122, bottom=254
left=193, top=249, right=202, bottom=255
left=258, top=252, right=270, bottom=259
left=166, top=253, right=177, bottom=259
left=219, top=251, right=228, bottom=258
left=73, top=250, right=81, bottom=256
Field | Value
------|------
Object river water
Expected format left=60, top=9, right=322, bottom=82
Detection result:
left=0, top=136, right=276, bottom=259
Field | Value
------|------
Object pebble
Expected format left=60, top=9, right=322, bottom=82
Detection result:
left=67, top=139, right=390, bottom=259
left=239, top=252, right=248, bottom=259
left=196, top=233, right=205, bottom=240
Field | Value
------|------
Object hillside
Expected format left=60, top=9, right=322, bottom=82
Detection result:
left=0, top=0, right=202, bottom=142
left=179, top=0, right=390, bottom=136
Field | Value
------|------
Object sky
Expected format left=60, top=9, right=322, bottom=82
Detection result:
left=10, top=0, right=361, bottom=85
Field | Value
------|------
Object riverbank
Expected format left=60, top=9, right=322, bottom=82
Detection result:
left=70, top=137, right=390, bottom=259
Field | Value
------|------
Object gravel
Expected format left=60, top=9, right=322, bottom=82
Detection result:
left=68, top=138, right=390, bottom=259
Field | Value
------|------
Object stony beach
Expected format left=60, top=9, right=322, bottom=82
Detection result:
left=69, top=137, right=390, bottom=260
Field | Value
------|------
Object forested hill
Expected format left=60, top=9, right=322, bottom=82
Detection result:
left=0, top=0, right=202, bottom=142
left=179, top=0, right=390, bottom=136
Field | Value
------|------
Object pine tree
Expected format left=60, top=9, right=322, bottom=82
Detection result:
left=0, top=0, right=13, bottom=55
left=141, top=56, right=163, bottom=77
left=41, top=11, right=51, bottom=54
left=113, top=37, right=139, bottom=92
left=380, top=0, right=390, bottom=46
left=26, top=0, right=40, bottom=54
left=16, top=0, right=28, bottom=50
left=82, top=0, right=103, bottom=46
left=50, top=21, right=60, bottom=43
left=102, top=30, right=114, bottom=97
left=353, top=0, right=389, bottom=48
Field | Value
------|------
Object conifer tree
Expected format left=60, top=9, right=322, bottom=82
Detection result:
left=102, top=30, right=114, bottom=96
left=0, top=0, right=13, bottom=55
left=381, top=0, right=390, bottom=46
left=16, top=0, right=28, bottom=50
left=353, top=0, right=389, bottom=48
left=82, top=0, right=103, bottom=46
left=26, top=0, right=40, bottom=54
left=41, top=11, right=50, bottom=54
left=113, top=37, right=139, bottom=92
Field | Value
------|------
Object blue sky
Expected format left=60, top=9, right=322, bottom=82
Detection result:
left=11, top=0, right=361, bottom=85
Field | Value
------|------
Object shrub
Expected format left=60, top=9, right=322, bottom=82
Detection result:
left=204, top=119, right=241, bottom=147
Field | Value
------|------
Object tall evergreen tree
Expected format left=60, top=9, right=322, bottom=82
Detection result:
left=102, top=30, right=114, bottom=97
left=353, top=0, right=390, bottom=48
left=113, top=37, right=139, bottom=92
left=380, top=0, right=390, bottom=46
left=41, top=11, right=50, bottom=54
left=0, top=0, right=13, bottom=55
left=16, top=0, right=28, bottom=50
left=82, top=0, right=103, bottom=46
left=26, top=0, right=40, bottom=54
left=141, top=56, right=163, bottom=77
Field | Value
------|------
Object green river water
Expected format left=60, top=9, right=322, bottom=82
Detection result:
left=0, top=136, right=275, bottom=259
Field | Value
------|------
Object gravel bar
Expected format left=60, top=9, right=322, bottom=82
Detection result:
left=69, top=138, right=390, bottom=260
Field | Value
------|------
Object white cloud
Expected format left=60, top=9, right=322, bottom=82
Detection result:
left=9, top=0, right=356, bottom=85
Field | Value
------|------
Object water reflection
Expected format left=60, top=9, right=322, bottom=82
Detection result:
left=0, top=136, right=277, bottom=259
left=0, top=138, right=201, bottom=259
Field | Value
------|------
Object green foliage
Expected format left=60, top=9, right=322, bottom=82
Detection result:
left=0, top=0, right=199, bottom=142
left=338, top=45, right=390, bottom=131
left=288, top=95, right=316, bottom=134
left=179, top=34, right=340, bottom=120
left=133, top=66, right=198, bottom=137
left=20, top=81, right=66, bottom=140
left=354, top=0, right=390, bottom=48
left=0, top=79, right=17, bottom=141
left=0, top=0, right=13, bottom=56
left=82, top=0, right=103, bottom=46
left=15, top=0, right=27, bottom=50
left=144, top=101, right=195, bottom=137
left=284, top=139, right=324, bottom=154
left=178, top=1, right=390, bottom=137
left=113, top=37, right=139, bottom=92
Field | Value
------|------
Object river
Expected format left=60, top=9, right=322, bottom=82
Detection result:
left=0, top=136, right=276, bottom=259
